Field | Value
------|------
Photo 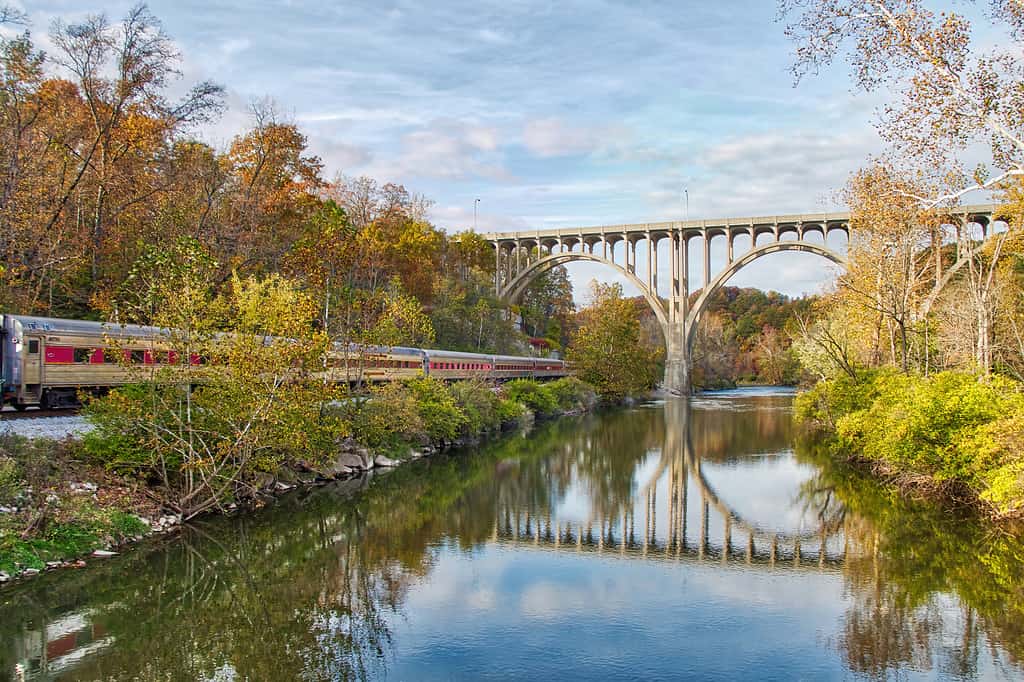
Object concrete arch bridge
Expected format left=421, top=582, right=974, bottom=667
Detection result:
left=486, top=204, right=998, bottom=393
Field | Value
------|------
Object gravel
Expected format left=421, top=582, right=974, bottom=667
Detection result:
left=0, top=415, right=93, bottom=440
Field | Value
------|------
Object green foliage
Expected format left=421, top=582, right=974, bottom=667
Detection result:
left=350, top=383, right=426, bottom=451
left=0, top=500, right=150, bottom=575
left=546, top=377, right=598, bottom=412
left=568, top=282, right=661, bottom=400
left=496, top=398, right=528, bottom=426
left=86, top=249, right=350, bottom=519
left=405, top=377, right=467, bottom=443
left=793, top=369, right=886, bottom=431
left=0, top=456, right=21, bottom=506
left=450, top=380, right=502, bottom=436
left=502, top=379, right=559, bottom=418
left=796, top=370, right=1024, bottom=517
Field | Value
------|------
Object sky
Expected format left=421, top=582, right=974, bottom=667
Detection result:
left=17, top=0, right=901, bottom=301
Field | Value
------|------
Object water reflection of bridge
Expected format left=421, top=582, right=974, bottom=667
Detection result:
left=492, top=398, right=850, bottom=571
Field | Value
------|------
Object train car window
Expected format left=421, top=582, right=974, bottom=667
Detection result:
left=28, top=340, right=39, bottom=354
left=45, top=346, right=73, bottom=363
left=74, top=348, right=92, bottom=363
left=103, top=349, right=119, bottom=364
left=130, top=350, right=146, bottom=364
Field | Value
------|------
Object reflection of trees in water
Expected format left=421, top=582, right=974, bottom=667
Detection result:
left=795, top=436, right=1024, bottom=678
left=5, top=401, right=1024, bottom=680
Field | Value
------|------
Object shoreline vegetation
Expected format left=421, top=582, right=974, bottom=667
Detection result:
left=0, top=377, right=600, bottom=585
left=795, top=370, right=1024, bottom=521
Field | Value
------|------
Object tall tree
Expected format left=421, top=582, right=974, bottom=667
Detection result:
left=568, top=282, right=661, bottom=400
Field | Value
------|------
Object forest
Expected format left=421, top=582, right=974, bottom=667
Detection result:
left=0, top=4, right=578, bottom=359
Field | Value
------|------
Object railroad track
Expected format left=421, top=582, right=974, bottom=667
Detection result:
left=0, top=408, right=81, bottom=420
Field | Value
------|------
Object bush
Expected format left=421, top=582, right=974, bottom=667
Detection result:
left=796, top=369, right=1024, bottom=517
left=496, top=398, right=528, bottom=426
left=0, top=433, right=61, bottom=504
left=835, top=372, right=1021, bottom=483
left=793, top=369, right=884, bottom=431
left=502, top=379, right=559, bottom=417
left=450, top=380, right=502, bottom=436
left=350, top=382, right=426, bottom=450
left=406, top=377, right=467, bottom=444
left=0, top=455, right=21, bottom=506
left=546, top=377, right=598, bottom=412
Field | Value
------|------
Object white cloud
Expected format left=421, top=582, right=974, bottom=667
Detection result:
left=523, top=118, right=608, bottom=158
left=369, top=119, right=507, bottom=181
left=476, top=28, right=511, bottom=44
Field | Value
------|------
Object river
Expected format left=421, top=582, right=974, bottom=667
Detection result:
left=2, top=388, right=1024, bottom=680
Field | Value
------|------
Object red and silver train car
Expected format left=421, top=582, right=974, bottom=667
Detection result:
left=1, top=315, right=571, bottom=410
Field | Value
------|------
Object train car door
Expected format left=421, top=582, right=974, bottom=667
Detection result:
left=21, top=335, right=41, bottom=399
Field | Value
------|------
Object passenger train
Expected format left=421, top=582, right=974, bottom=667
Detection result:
left=0, top=314, right=570, bottom=411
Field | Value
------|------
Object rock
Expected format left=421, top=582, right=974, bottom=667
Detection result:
left=92, top=549, right=118, bottom=558
left=0, top=506, right=15, bottom=514
left=374, top=455, right=399, bottom=468
left=23, top=568, right=40, bottom=576
left=407, top=449, right=422, bottom=460
left=45, top=561, right=62, bottom=570
left=335, top=452, right=369, bottom=471
left=69, top=481, right=98, bottom=494
left=274, top=481, right=294, bottom=491
left=253, top=472, right=275, bottom=492
left=0, top=571, right=9, bottom=582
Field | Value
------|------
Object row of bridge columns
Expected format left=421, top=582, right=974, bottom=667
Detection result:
left=496, top=227, right=778, bottom=294
left=492, top=493, right=842, bottom=568
left=492, top=221, right=854, bottom=395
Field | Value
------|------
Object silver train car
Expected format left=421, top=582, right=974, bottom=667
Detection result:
left=1, top=315, right=571, bottom=410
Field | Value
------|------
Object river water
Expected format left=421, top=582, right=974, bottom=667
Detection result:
left=3, top=388, right=1024, bottom=680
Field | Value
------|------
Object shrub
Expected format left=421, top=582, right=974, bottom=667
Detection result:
left=406, top=377, right=467, bottom=444
left=835, top=372, right=1020, bottom=483
left=0, top=455, right=21, bottom=506
left=496, top=398, right=528, bottom=426
left=797, top=369, right=1024, bottom=516
left=450, top=380, right=502, bottom=436
left=502, top=379, right=559, bottom=417
left=0, top=433, right=61, bottom=503
left=547, top=377, right=598, bottom=412
left=793, top=369, right=884, bottom=432
left=350, top=382, right=426, bottom=450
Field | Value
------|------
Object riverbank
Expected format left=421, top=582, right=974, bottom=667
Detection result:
left=794, top=369, right=1024, bottom=520
left=0, top=377, right=600, bottom=584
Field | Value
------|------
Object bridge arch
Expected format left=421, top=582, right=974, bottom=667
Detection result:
left=501, top=252, right=670, bottom=331
left=685, top=241, right=846, bottom=350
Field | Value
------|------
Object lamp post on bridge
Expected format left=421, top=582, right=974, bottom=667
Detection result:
left=474, top=198, right=480, bottom=232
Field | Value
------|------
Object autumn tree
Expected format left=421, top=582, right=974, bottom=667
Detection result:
left=519, top=266, right=575, bottom=348
left=223, top=100, right=322, bottom=272
left=782, top=1, right=1024, bottom=374
left=840, top=163, right=937, bottom=371
left=567, top=282, right=661, bottom=400
left=780, top=0, right=1024, bottom=198
left=88, top=239, right=346, bottom=519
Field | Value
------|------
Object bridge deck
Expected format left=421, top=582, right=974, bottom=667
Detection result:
left=484, top=203, right=999, bottom=242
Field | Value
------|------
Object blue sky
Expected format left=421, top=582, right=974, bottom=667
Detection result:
left=19, top=0, right=896, bottom=299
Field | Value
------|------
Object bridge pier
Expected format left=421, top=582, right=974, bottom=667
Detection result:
left=664, top=333, right=691, bottom=395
